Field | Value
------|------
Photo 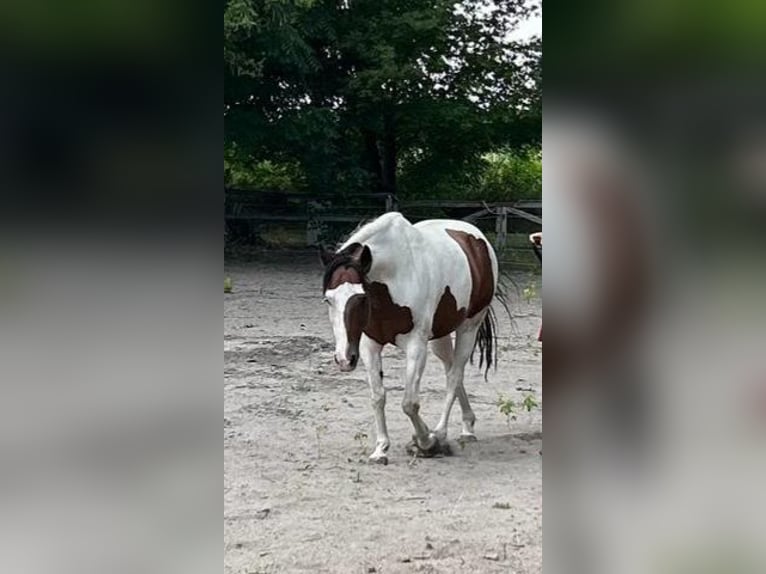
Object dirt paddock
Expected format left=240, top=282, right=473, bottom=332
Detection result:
left=224, top=253, right=542, bottom=573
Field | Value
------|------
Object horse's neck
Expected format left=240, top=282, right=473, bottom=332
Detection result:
left=344, top=214, right=420, bottom=283
left=366, top=238, right=410, bottom=282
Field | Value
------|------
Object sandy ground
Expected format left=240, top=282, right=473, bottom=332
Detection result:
left=224, top=253, right=542, bottom=574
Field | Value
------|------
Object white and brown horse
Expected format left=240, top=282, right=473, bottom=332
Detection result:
left=321, top=212, right=500, bottom=464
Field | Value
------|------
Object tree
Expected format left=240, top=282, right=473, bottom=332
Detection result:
left=224, top=0, right=541, bottom=198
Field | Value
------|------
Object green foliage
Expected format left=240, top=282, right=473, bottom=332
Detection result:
left=224, top=143, right=307, bottom=191
left=522, top=394, right=539, bottom=412
left=497, top=395, right=516, bottom=418
left=404, top=147, right=542, bottom=201
left=474, top=148, right=542, bottom=201
left=497, top=392, right=539, bottom=426
left=224, top=0, right=542, bottom=199
left=353, top=431, right=369, bottom=455
left=523, top=277, right=539, bottom=302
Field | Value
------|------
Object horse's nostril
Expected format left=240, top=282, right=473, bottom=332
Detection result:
left=334, top=355, right=340, bottom=365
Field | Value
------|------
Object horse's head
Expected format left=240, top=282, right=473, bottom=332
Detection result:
left=320, top=243, right=372, bottom=372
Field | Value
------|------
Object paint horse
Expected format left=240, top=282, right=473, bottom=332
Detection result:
left=321, top=212, right=499, bottom=464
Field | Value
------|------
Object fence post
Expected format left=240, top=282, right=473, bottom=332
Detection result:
left=306, top=200, right=325, bottom=246
left=385, top=194, right=396, bottom=212
left=495, top=207, right=508, bottom=253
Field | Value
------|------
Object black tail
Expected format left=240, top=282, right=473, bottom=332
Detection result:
left=470, top=277, right=514, bottom=380
left=472, top=306, right=498, bottom=380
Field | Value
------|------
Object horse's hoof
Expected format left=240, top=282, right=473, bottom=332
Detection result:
left=405, top=436, right=452, bottom=458
left=458, top=433, right=478, bottom=443
left=432, top=429, right=448, bottom=442
left=368, top=453, right=388, bottom=465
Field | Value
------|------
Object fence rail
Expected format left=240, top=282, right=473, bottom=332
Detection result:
left=224, top=189, right=541, bottom=263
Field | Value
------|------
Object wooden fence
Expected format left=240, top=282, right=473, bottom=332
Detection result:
left=224, top=188, right=541, bottom=267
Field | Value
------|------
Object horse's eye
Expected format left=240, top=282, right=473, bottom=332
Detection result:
left=323, top=297, right=330, bottom=305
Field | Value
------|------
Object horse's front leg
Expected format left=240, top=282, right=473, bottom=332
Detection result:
left=359, top=335, right=389, bottom=464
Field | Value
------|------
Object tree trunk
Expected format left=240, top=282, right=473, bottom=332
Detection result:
left=362, top=129, right=383, bottom=193
left=381, top=110, right=397, bottom=196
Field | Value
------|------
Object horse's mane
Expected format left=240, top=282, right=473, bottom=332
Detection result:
left=338, top=212, right=404, bottom=250
left=323, top=214, right=399, bottom=291
left=336, top=218, right=373, bottom=250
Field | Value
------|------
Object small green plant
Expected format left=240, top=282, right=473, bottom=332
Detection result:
left=522, top=394, right=538, bottom=412
left=224, top=277, right=233, bottom=293
left=497, top=393, right=540, bottom=427
left=497, top=395, right=517, bottom=419
left=522, top=281, right=537, bottom=303
left=353, top=431, right=369, bottom=455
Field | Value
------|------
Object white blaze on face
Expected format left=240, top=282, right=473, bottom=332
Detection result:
left=324, top=282, right=365, bottom=367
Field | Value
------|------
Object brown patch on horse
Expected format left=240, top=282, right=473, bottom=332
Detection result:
left=344, top=293, right=368, bottom=352
left=326, top=266, right=362, bottom=290
left=431, top=286, right=466, bottom=339
left=446, top=229, right=494, bottom=317
left=364, top=282, right=414, bottom=345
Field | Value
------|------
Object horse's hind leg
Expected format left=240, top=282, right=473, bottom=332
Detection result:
left=401, top=340, right=444, bottom=454
left=455, top=374, right=477, bottom=441
left=433, top=323, right=479, bottom=442
left=431, top=335, right=455, bottom=440
left=430, top=335, right=453, bottom=373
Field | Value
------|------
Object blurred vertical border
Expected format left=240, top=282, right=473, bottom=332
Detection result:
left=0, top=1, right=220, bottom=573
left=544, top=1, right=766, bottom=573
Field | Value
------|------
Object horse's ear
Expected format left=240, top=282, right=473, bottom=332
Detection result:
left=359, top=245, right=372, bottom=274
left=319, top=247, right=335, bottom=267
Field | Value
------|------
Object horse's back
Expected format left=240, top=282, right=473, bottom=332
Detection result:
left=414, top=219, right=498, bottom=284
left=414, top=218, right=489, bottom=243
left=413, top=219, right=498, bottom=323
